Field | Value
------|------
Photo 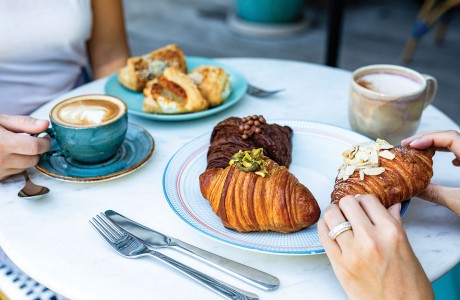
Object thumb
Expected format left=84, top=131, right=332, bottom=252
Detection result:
left=387, top=202, right=402, bottom=223
left=0, top=115, right=49, bottom=134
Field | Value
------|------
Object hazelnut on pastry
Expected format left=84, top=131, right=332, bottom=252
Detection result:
left=118, top=44, right=187, bottom=92
left=143, top=67, right=209, bottom=114
left=188, top=66, right=232, bottom=107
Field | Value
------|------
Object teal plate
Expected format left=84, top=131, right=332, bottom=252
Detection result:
left=36, top=123, right=154, bottom=182
left=104, top=57, right=248, bottom=121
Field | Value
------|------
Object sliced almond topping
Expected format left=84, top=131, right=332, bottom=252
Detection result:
left=378, top=143, right=394, bottom=150
left=337, top=139, right=394, bottom=181
left=363, top=167, right=385, bottom=176
left=369, top=149, right=379, bottom=164
left=337, top=167, right=345, bottom=180
left=337, top=139, right=395, bottom=180
left=344, top=165, right=356, bottom=176
left=379, top=150, right=395, bottom=160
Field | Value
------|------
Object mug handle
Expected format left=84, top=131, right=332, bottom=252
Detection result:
left=32, top=128, right=64, bottom=158
left=422, top=74, right=438, bottom=109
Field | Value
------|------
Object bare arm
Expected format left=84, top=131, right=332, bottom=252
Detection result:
left=87, top=0, right=131, bottom=79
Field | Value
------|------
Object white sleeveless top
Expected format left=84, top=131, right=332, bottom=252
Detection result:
left=0, top=0, right=92, bottom=115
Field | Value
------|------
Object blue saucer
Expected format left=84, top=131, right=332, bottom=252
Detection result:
left=36, top=123, right=154, bottom=182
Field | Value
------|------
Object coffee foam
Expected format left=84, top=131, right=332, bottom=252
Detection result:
left=52, top=98, right=125, bottom=127
left=357, top=72, right=422, bottom=96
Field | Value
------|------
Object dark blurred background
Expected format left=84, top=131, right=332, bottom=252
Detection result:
left=122, top=0, right=459, bottom=124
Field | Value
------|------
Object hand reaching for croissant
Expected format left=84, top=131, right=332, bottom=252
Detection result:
left=318, top=195, right=434, bottom=300
left=401, top=130, right=460, bottom=216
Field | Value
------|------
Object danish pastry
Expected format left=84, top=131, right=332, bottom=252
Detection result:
left=143, top=67, right=208, bottom=114
left=189, top=66, right=232, bottom=107
left=118, top=44, right=187, bottom=91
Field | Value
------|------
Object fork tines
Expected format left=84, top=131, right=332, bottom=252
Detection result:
left=89, top=213, right=125, bottom=243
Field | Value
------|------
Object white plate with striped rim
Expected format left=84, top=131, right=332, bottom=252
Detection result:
left=163, top=120, right=409, bottom=255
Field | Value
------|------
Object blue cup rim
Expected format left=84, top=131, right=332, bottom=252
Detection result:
left=49, top=94, right=128, bottom=129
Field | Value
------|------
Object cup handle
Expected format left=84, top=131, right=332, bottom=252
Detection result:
left=422, top=74, right=437, bottom=109
left=32, top=128, right=64, bottom=158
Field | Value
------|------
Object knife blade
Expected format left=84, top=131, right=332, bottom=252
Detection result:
left=105, top=210, right=279, bottom=291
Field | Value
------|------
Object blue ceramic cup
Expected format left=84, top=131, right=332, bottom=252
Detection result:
left=43, top=94, right=128, bottom=164
left=235, top=0, right=304, bottom=24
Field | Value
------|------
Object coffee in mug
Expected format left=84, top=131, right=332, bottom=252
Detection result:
left=349, top=65, right=437, bottom=145
left=51, top=98, right=124, bottom=127
left=45, top=94, right=128, bottom=163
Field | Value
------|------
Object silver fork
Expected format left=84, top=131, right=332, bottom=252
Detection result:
left=247, top=84, right=284, bottom=98
left=90, top=213, right=259, bottom=300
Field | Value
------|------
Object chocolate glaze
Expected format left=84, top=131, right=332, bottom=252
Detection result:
left=206, top=116, right=293, bottom=170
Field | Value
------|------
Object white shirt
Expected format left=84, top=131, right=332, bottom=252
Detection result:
left=0, top=0, right=92, bottom=115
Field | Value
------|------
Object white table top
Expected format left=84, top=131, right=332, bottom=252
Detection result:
left=0, top=58, right=459, bottom=300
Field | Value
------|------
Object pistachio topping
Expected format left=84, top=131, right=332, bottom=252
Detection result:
left=337, top=138, right=395, bottom=181
left=229, top=148, right=268, bottom=177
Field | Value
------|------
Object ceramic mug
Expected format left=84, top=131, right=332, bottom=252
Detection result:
left=39, top=94, right=128, bottom=164
left=348, top=64, right=437, bottom=145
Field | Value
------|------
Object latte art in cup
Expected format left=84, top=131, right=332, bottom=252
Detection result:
left=45, top=95, right=128, bottom=163
left=356, top=72, right=422, bottom=95
left=52, top=98, right=125, bottom=127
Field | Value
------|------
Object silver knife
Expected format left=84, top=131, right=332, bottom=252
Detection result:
left=105, top=210, right=280, bottom=291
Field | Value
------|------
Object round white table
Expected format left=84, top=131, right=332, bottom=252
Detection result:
left=0, top=58, right=459, bottom=300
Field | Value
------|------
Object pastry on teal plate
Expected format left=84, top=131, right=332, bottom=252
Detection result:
left=36, top=123, right=154, bottom=182
left=104, top=57, right=248, bottom=121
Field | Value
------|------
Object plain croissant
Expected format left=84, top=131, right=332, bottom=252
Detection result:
left=199, top=158, right=321, bottom=233
left=331, top=146, right=435, bottom=207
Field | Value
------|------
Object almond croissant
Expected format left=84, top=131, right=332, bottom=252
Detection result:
left=200, top=157, right=320, bottom=233
left=331, top=145, right=435, bottom=208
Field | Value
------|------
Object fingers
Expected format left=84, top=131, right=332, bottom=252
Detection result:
left=0, top=154, right=40, bottom=170
left=8, top=154, right=41, bottom=169
left=356, top=194, right=396, bottom=225
left=0, top=114, right=49, bottom=134
left=402, top=130, right=460, bottom=157
left=0, top=130, right=50, bottom=155
left=0, top=154, right=40, bottom=181
left=338, top=195, right=374, bottom=228
left=318, top=218, right=341, bottom=257
left=0, top=169, right=23, bottom=181
left=387, top=203, right=402, bottom=223
left=400, top=130, right=440, bottom=146
left=321, top=202, right=354, bottom=249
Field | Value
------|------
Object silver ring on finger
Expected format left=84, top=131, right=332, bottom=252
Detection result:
left=329, top=221, right=353, bottom=240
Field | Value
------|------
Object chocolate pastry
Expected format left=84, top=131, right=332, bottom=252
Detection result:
left=205, top=116, right=293, bottom=170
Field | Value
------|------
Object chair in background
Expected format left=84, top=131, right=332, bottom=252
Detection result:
left=402, top=0, right=460, bottom=64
